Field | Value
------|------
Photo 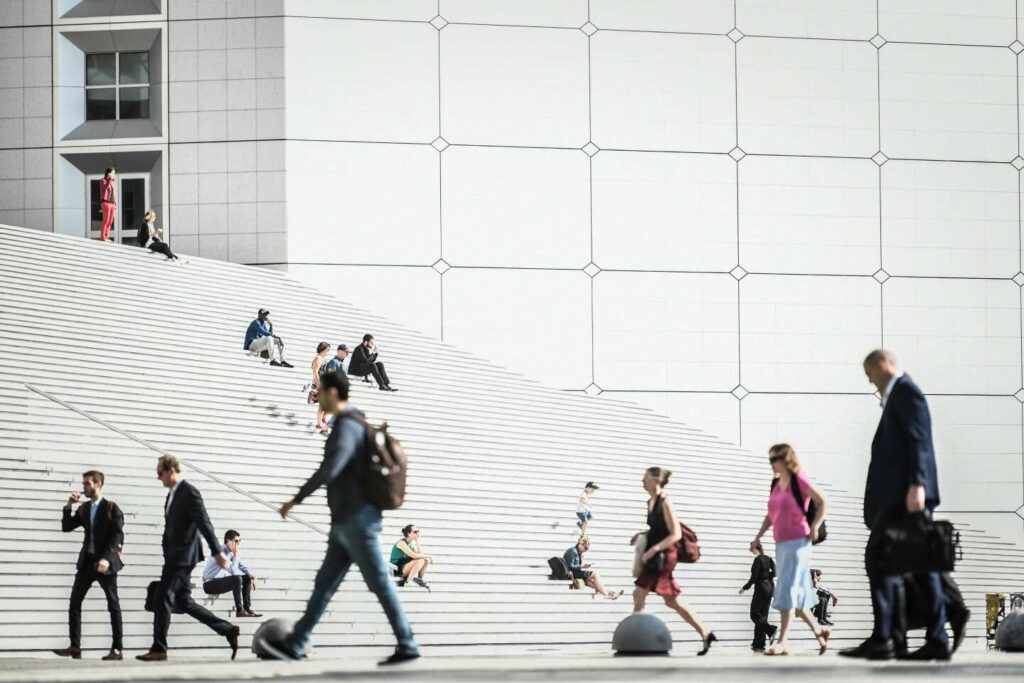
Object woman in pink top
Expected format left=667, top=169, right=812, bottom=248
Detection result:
left=751, top=444, right=830, bottom=656
left=99, top=167, right=116, bottom=242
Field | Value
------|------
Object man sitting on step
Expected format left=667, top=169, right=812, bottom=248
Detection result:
left=244, top=308, right=293, bottom=368
left=348, top=334, right=396, bottom=391
left=202, top=529, right=262, bottom=618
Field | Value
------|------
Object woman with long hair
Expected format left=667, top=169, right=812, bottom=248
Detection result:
left=751, top=444, right=830, bottom=655
left=310, top=342, right=330, bottom=433
left=633, top=466, right=716, bottom=655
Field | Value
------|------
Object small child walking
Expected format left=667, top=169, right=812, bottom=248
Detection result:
left=575, top=481, right=599, bottom=534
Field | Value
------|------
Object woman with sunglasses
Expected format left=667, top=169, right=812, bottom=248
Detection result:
left=751, top=444, right=830, bottom=655
left=390, top=525, right=433, bottom=591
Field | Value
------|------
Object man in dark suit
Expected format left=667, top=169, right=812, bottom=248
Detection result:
left=841, top=349, right=950, bottom=661
left=348, top=334, right=397, bottom=391
left=53, top=470, right=124, bottom=661
left=136, top=454, right=239, bottom=661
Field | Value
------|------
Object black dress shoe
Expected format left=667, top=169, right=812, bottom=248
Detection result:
left=379, top=649, right=420, bottom=666
left=53, top=646, right=82, bottom=659
left=102, top=649, right=123, bottom=661
left=280, top=361, right=294, bottom=368
left=839, top=638, right=895, bottom=660
left=903, top=641, right=950, bottom=661
left=269, top=360, right=282, bottom=366
left=136, top=650, right=168, bottom=661
left=227, top=625, right=241, bottom=660
left=950, top=609, right=970, bottom=654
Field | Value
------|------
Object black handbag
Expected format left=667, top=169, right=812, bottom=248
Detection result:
left=642, top=551, right=665, bottom=575
left=145, top=580, right=185, bottom=614
left=878, top=514, right=959, bottom=574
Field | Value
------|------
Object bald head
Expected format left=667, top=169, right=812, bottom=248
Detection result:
left=863, top=348, right=900, bottom=393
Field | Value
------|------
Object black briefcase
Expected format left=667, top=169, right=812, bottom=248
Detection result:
left=879, top=514, right=959, bottom=574
left=145, top=580, right=185, bottom=614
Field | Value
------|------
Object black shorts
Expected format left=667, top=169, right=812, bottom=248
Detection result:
left=394, top=557, right=413, bottom=576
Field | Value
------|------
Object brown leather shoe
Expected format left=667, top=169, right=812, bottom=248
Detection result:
left=135, top=650, right=168, bottom=661
left=228, top=625, right=240, bottom=660
left=102, top=649, right=123, bottom=661
left=236, top=609, right=263, bottom=618
left=52, top=646, right=82, bottom=659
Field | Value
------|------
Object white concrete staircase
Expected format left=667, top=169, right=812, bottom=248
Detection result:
left=0, top=223, right=1021, bottom=658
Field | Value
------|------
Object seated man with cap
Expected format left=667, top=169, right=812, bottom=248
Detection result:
left=244, top=308, right=292, bottom=368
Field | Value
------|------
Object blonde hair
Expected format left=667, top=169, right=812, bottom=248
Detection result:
left=646, top=466, right=672, bottom=487
left=578, top=535, right=591, bottom=549
left=144, top=209, right=156, bottom=221
left=769, top=443, right=801, bottom=476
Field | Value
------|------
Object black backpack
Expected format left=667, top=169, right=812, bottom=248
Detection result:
left=547, top=556, right=571, bottom=580
left=771, top=477, right=827, bottom=545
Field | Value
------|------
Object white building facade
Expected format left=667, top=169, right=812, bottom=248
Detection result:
left=2, top=0, right=1023, bottom=541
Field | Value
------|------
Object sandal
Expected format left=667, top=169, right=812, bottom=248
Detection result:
left=817, top=627, right=831, bottom=655
left=764, top=644, right=789, bottom=656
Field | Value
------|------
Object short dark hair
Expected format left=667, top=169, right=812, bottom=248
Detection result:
left=402, top=524, right=415, bottom=537
left=157, top=454, right=181, bottom=474
left=83, top=470, right=105, bottom=487
left=810, top=568, right=822, bottom=578
left=316, top=341, right=330, bottom=353
left=319, top=369, right=350, bottom=400
left=225, top=529, right=240, bottom=544
left=362, top=334, right=373, bottom=342
left=104, top=166, right=115, bottom=176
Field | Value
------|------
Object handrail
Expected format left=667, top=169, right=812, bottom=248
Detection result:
left=25, top=383, right=327, bottom=537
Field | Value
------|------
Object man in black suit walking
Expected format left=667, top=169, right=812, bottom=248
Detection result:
left=53, top=470, right=124, bottom=661
left=136, top=454, right=239, bottom=661
left=841, top=349, right=950, bottom=661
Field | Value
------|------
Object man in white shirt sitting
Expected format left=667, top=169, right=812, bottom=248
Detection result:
left=202, top=529, right=261, bottom=617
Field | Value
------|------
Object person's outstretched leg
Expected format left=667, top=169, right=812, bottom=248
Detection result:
left=632, top=587, right=649, bottom=613
left=284, top=535, right=352, bottom=657
left=662, top=595, right=709, bottom=638
left=586, top=574, right=609, bottom=597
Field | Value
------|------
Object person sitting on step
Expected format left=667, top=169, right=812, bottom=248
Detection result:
left=563, top=536, right=622, bottom=600
left=390, top=525, right=433, bottom=591
left=137, top=210, right=180, bottom=261
left=244, top=308, right=293, bottom=367
left=202, top=529, right=262, bottom=618
left=348, top=334, right=396, bottom=391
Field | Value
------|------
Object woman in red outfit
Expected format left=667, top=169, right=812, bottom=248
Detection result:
left=633, top=466, right=717, bottom=655
left=99, top=167, right=116, bottom=242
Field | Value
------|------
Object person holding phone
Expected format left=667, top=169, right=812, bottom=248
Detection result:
left=52, top=470, right=125, bottom=661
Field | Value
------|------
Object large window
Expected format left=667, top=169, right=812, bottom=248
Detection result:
left=85, top=51, right=150, bottom=121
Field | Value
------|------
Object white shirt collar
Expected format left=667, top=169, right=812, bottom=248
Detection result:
left=881, top=372, right=904, bottom=408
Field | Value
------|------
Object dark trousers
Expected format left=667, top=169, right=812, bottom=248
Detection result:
left=813, top=593, right=831, bottom=624
left=152, top=565, right=234, bottom=652
left=895, top=572, right=966, bottom=650
left=149, top=240, right=177, bottom=259
left=866, top=511, right=948, bottom=646
left=750, top=581, right=776, bottom=648
left=356, top=362, right=390, bottom=388
left=203, top=575, right=251, bottom=611
left=69, top=562, right=122, bottom=650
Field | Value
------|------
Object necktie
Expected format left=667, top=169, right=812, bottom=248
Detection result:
left=87, top=503, right=96, bottom=555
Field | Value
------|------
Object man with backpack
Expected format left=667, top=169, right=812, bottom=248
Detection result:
left=272, top=370, right=419, bottom=665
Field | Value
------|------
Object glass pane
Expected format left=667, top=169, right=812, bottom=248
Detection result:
left=118, top=51, right=149, bottom=85
left=85, top=53, right=116, bottom=86
left=85, top=88, right=116, bottom=120
left=119, top=178, right=146, bottom=242
left=88, top=179, right=102, bottom=239
left=119, top=87, right=150, bottom=119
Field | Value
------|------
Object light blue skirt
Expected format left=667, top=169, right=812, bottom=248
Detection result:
left=772, top=537, right=817, bottom=611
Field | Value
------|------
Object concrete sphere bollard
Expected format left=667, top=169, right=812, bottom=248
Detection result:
left=612, top=613, right=673, bottom=655
left=252, top=617, right=294, bottom=659
left=995, top=610, right=1024, bottom=651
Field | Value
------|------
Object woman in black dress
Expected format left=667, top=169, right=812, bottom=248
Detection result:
left=633, top=466, right=717, bottom=655
left=739, top=541, right=778, bottom=651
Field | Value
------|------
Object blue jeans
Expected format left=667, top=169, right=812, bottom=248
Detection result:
left=284, top=505, right=418, bottom=656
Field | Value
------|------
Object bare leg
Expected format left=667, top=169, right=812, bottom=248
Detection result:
left=767, top=608, right=793, bottom=653
left=632, top=587, right=649, bottom=613
left=586, top=574, right=609, bottom=597
left=795, top=608, right=828, bottom=650
left=402, top=560, right=425, bottom=580
left=662, top=595, right=709, bottom=639
left=417, top=562, right=430, bottom=579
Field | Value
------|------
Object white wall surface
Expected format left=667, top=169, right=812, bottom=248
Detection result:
left=281, top=1, right=1024, bottom=540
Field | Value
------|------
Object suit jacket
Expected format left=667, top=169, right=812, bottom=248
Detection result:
left=61, top=499, right=124, bottom=573
left=347, top=344, right=378, bottom=377
left=162, top=480, right=221, bottom=568
left=864, top=375, right=941, bottom=526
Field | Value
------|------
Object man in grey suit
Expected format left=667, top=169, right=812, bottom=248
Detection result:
left=841, top=349, right=949, bottom=661
left=136, top=454, right=239, bottom=661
